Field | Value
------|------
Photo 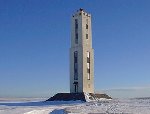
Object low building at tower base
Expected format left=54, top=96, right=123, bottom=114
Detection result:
left=46, top=93, right=111, bottom=102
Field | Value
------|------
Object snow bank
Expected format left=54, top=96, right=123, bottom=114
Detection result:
left=0, top=98, right=150, bottom=114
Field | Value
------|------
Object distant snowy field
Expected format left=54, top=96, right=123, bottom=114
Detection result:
left=0, top=98, right=150, bottom=114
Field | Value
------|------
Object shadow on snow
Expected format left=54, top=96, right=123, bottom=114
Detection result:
left=0, top=101, right=83, bottom=107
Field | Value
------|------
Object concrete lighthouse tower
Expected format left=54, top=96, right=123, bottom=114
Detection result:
left=70, top=8, right=94, bottom=93
left=47, top=9, right=111, bottom=102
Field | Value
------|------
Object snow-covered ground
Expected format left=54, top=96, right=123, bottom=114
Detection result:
left=0, top=98, right=150, bottom=114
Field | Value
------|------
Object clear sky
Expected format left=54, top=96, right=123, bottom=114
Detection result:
left=0, top=0, right=150, bottom=98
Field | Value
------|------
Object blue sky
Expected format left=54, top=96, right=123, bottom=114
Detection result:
left=0, top=0, right=150, bottom=98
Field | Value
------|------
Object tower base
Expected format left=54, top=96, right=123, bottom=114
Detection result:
left=46, top=92, right=111, bottom=102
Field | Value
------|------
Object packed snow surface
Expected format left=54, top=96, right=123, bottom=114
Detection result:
left=0, top=98, right=150, bottom=114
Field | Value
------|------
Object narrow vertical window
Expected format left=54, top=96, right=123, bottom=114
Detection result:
left=75, top=19, right=78, bottom=44
left=86, top=24, right=88, bottom=29
left=74, top=51, right=78, bottom=63
left=88, top=74, right=90, bottom=80
left=87, top=69, right=90, bottom=80
left=87, top=51, right=90, bottom=63
left=86, top=34, right=88, bottom=39
left=75, top=19, right=78, bottom=29
left=87, top=51, right=90, bottom=80
left=87, top=68, right=90, bottom=73
left=75, top=33, right=78, bottom=44
left=87, top=58, right=90, bottom=63
left=86, top=19, right=88, bottom=29
left=74, top=51, right=78, bottom=80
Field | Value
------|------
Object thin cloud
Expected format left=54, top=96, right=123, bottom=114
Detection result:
left=96, top=86, right=150, bottom=98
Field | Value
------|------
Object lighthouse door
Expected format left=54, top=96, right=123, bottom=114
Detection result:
left=73, top=82, right=78, bottom=93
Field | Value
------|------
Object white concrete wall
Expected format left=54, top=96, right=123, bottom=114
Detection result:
left=70, top=9, right=94, bottom=93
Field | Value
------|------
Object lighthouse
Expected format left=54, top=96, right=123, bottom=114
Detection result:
left=70, top=8, right=94, bottom=93
left=47, top=9, right=111, bottom=102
